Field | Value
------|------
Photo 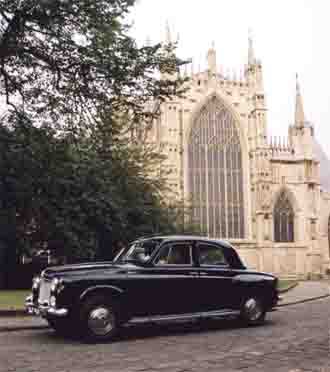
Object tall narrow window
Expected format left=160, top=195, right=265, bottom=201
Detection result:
left=273, top=191, right=294, bottom=242
left=187, top=96, right=244, bottom=239
left=328, top=215, right=330, bottom=257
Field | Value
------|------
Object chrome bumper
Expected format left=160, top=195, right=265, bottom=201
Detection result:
left=25, top=295, right=68, bottom=318
left=269, top=294, right=283, bottom=312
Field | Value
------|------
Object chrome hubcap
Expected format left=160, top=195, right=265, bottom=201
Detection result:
left=244, top=298, right=262, bottom=321
left=88, top=307, right=114, bottom=336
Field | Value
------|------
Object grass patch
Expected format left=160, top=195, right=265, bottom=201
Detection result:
left=278, top=280, right=299, bottom=293
left=0, top=290, right=30, bottom=310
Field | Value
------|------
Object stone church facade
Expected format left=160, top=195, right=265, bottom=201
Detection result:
left=146, top=33, right=330, bottom=278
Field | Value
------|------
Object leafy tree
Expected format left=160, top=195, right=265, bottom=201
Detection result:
left=0, top=0, right=186, bottom=133
left=0, top=113, right=188, bottom=264
left=0, top=0, right=190, bottom=277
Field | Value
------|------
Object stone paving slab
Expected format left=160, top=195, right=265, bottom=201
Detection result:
left=280, top=281, right=330, bottom=305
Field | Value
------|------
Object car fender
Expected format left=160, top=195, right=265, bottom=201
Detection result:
left=232, top=274, right=276, bottom=307
left=79, top=285, right=124, bottom=303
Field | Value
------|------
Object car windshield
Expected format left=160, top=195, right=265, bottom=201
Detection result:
left=113, top=239, right=162, bottom=264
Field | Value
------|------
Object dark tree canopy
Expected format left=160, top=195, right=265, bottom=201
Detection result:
left=0, top=0, right=191, bottom=275
left=0, top=114, right=185, bottom=262
left=0, top=0, right=186, bottom=132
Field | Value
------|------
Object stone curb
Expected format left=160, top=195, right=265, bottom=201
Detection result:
left=278, top=293, right=330, bottom=308
left=0, top=309, right=28, bottom=317
left=0, top=324, right=49, bottom=333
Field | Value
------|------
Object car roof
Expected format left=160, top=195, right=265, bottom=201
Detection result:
left=130, top=235, right=246, bottom=269
left=134, top=235, right=234, bottom=250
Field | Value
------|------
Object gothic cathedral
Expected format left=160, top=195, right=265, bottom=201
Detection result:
left=147, top=32, right=330, bottom=278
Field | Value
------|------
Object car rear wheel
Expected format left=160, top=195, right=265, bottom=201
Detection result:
left=80, top=294, right=119, bottom=342
left=239, top=297, right=266, bottom=325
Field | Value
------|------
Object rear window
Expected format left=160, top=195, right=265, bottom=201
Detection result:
left=198, top=244, right=228, bottom=266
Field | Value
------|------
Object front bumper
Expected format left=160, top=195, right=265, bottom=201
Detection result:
left=25, top=295, right=68, bottom=318
left=269, top=293, right=283, bottom=311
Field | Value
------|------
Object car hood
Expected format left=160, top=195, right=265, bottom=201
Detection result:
left=41, top=261, right=137, bottom=280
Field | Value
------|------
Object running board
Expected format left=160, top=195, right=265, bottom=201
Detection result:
left=128, top=310, right=240, bottom=325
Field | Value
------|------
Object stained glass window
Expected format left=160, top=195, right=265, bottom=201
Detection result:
left=273, top=191, right=294, bottom=242
left=187, top=96, right=245, bottom=239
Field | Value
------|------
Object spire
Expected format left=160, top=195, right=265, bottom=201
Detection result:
left=225, top=67, right=230, bottom=80
left=232, top=68, right=237, bottom=82
left=183, top=62, right=188, bottom=77
left=198, top=53, right=202, bottom=73
left=248, top=28, right=256, bottom=65
left=145, top=35, right=151, bottom=47
left=207, top=41, right=217, bottom=74
left=165, top=20, right=172, bottom=44
left=295, top=74, right=306, bottom=128
left=191, top=58, right=195, bottom=76
left=239, top=68, right=244, bottom=82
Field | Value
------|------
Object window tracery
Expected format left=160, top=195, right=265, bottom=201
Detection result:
left=273, top=191, right=294, bottom=242
left=187, top=96, right=244, bottom=239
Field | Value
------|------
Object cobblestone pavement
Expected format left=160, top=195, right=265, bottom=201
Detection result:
left=0, top=298, right=329, bottom=372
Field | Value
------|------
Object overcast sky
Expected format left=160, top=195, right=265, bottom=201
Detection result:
left=131, top=0, right=330, bottom=158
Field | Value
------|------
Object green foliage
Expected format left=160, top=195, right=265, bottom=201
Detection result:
left=0, top=0, right=187, bottom=132
left=0, top=114, right=188, bottom=261
left=0, top=0, right=190, bottom=263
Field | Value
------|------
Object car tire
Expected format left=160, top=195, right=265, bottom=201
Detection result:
left=79, top=294, right=119, bottom=343
left=239, top=296, right=266, bottom=326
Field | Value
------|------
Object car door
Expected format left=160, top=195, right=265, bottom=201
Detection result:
left=196, top=242, right=236, bottom=312
left=146, top=241, right=200, bottom=316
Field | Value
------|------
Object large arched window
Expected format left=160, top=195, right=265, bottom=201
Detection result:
left=273, top=191, right=294, bottom=242
left=187, top=96, right=244, bottom=239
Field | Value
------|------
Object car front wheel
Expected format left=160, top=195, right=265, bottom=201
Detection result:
left=239, top=297, right=266, bottom=325
left=79, top=294, right=119, bottom=342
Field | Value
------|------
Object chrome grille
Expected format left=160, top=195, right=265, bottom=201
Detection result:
left=38, top=279, right=52, bottom=305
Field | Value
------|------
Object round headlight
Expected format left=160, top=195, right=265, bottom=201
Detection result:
left=32, top=277, right=41, bottom=290
left=50, top=296, right=56, bottom=307
left=50, top=278, right=59, bottom=293
left=50, top=278, right=65, bottom=294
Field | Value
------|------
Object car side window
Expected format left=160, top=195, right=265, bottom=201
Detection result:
left=198, top=244, right=228, bottom=266
left=155, top=243, right=192, bottom=265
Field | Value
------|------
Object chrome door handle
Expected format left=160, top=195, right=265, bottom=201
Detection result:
left=200, top=272, right=208, bottom=276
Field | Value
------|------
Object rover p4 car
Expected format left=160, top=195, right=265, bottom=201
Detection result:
left=26, top=236, right=280, bottom=342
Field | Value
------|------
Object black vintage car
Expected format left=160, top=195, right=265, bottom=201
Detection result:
left=26, top=236, right=280, bottom=342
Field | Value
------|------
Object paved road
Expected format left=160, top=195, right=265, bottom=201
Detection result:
left=0, top=298, right=329, bottom=372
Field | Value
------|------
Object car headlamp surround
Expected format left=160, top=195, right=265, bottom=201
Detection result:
left=50, top=296, right=56, bottom=307
left=50, top=277, right=65, bottom=294
left=32, top=276, right=41, bottom=290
